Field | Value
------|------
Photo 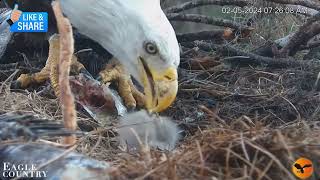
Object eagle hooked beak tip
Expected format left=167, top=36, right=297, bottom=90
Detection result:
left=139, top=58, right=178, bottom=112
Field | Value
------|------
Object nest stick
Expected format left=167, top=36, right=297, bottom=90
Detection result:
left=280, top=13, right=320, bottom=56
left=164, top=0, right=249, bottom=13
left=52, top=0, right=77, bottom=145
left=167, top=13, right=247, bottom=31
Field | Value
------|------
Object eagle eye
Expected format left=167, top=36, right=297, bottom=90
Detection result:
left=145, top=42, right=158, bottom=55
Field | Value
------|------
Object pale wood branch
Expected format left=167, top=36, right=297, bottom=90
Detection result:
left=52, top=0, right=77, bottom=145
left=164, top=0, right=250, bottom=13
left=280, top=13, right=320, bottom=56
left=265, top=0, right=320, bottom=11
left=167, top=13, right=248, bottom=31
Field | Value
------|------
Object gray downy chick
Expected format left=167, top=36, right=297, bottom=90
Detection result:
left=117, top=110, right=180, bottom=151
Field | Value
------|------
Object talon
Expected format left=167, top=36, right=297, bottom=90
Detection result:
left=13, top=74, right=34, bottom=89
left=96, top=75, right=102, bottom=82
left=79, top=68, right=94, bottom=80
left=10, top=80, right=22, bottom=89
left=97, top=58, right=146, bottom=109
left=127, top=106, right=135, bottom=112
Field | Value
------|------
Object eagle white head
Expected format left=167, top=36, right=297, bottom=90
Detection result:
left=61, top=0, right=180, bottom=112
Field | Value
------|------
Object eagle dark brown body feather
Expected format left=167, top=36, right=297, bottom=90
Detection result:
left=0, top=144, right=111, bottom=180
left=0, top=113, right=111, bottom=180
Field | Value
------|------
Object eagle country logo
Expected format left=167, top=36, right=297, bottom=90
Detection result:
left=292, top=157, right=314, bottom=179
left=2, top=162, right=48, bottom=178
left=6, top=4, right=48, bottom=32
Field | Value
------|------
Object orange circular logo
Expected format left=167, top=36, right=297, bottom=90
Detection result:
left=292, top=158, right=313, bottom=179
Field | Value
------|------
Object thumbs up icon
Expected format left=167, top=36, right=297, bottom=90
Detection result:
left=7, top=4, right=22, bottom=26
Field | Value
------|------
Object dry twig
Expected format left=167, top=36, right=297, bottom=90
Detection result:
left=265, top=0, right=320, bottom=11
left=52, top=1, right=77, bottom=145
left=280, top=13, right=320, bottom=56
left=177, top=30, right=225, bottom=43
left=181, top=41, right=320, bottom=69
left=167, top=13, right=248, bottom=31
left=164, top=0, right=249, bottom=13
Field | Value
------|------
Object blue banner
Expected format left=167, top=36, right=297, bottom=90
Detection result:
left=10, top=12, right=48, bottom=32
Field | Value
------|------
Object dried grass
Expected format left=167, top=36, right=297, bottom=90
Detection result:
left=1, top=61, right=319, bottom=179
left=111, top=64, right=320, bottom=179
left=115, top=118, right=319, bottom=179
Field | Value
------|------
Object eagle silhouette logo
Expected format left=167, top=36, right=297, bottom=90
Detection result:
left=294, top=163, right=312, bottom=173
left=292, top=158, right=314, bottom=179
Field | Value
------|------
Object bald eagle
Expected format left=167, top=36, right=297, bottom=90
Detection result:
left=2, top=0, right=180, bottom=113
left=0, top=2, right=181, bottom=177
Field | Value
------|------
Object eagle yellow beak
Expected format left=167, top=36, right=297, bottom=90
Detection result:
left=139, top=59, right=178, bottom=112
